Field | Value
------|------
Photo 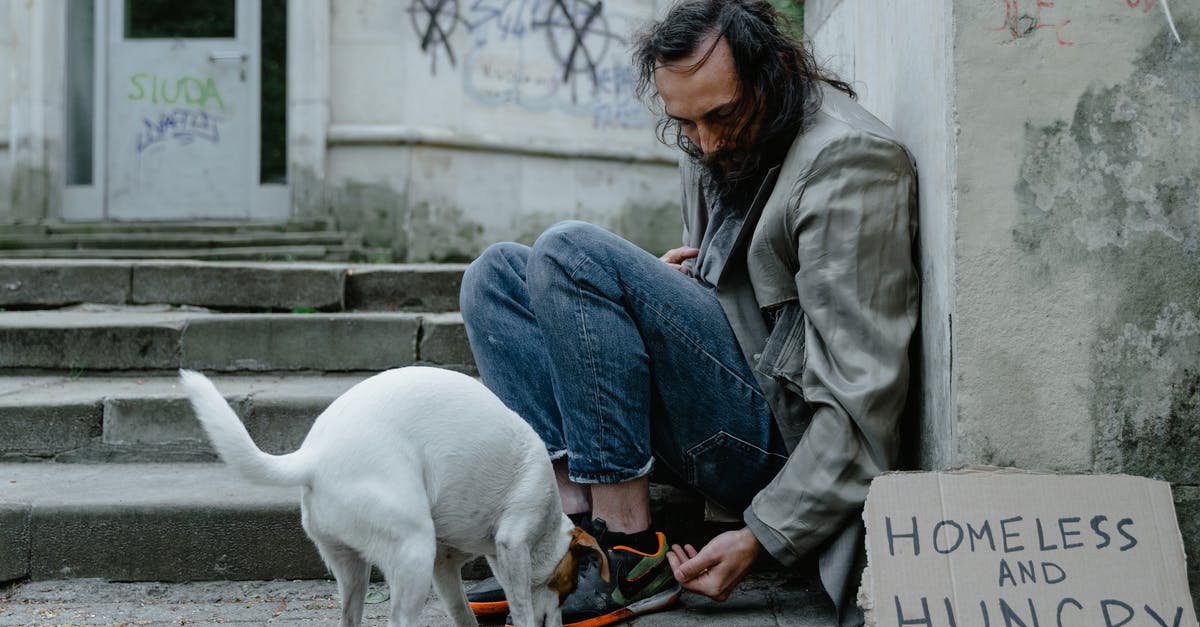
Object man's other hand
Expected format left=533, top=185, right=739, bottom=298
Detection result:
left=666, top=526, right=761, bottom=601
left=660, top=246, right=699, bottom=274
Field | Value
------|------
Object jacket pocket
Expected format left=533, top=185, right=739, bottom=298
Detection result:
left=755, top=300, right=807, bottom=388
left=754, top=300, right=813, bottom=448
left=684, top=431, right=789, bottom=513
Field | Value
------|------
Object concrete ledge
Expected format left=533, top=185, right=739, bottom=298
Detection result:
left=0, top=376, right=368, bottom=462
left=0, top=260, right=467, bottom=311
left=346, top=263, right=466, bottom=312
left=0, top=396, right=101, bottom=458
left=0, top=260, right=131, bottom=307
left=0, top=502, right=31, bottom=583
left=181, top=314, right=421, bottom=371
left=6, top=464, right=324, bottom=581
left=0, top=311, right=186, bottom=370
left=131, top=262, right=347, bottom=311
left=0, top=310, right=466, bottom=373
left=31, top=504, right=327, bottom=581
left=419, top=313, right=474, bottom=370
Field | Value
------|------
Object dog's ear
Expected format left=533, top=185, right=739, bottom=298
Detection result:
left=569, top=526, right=610, bottom=583
left=547, top=526, right=612, bottom=604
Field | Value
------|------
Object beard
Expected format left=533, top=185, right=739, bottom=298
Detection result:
left=694, top=130, right=793, bottom=211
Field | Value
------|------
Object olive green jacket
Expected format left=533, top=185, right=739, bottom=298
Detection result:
left=679, top=86, right=919, bottom=567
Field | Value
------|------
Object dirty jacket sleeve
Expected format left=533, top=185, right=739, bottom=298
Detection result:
left=743, top=132, right=918, bottom=566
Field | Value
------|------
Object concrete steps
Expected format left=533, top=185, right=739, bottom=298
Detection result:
left=0, top=259, right=490, bottom=583
left=0, top=258, right=735, bottom=586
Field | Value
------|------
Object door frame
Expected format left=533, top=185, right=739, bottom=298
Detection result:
left=56, top=0, right=329, bottom=223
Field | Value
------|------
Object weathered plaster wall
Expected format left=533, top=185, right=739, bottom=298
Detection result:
left=955, top=0, right=1197, bottom=479
left=806, top=0, right=958, bottom=469
left=326, top=145, right=679, bottom=262
left=323, top=0, right=680, bottom=261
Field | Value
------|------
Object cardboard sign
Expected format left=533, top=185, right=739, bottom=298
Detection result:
left=861, top=468, right=1198, bottom=627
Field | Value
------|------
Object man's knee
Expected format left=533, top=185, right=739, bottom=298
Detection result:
left=460, top=242, right=527, bottom=314
left=531, top=221, right=612, bottom=258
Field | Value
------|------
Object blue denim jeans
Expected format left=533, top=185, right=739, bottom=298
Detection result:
left=459, top=221, right=789, bottom=513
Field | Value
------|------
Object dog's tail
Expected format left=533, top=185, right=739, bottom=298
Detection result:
left=179, top=369, right=309, bottom=487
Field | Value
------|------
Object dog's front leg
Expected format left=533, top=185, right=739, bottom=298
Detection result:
left=496, top=537, right=538, bottom=627
left=431, top=546, right=478, bottom=626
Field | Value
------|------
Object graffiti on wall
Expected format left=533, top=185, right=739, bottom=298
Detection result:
left=408, top=0, right=462, bottom=73
left=407, top=0, right=649, bottom=130
left=135, top=108, right=223, bottom=153
left=994, top=0, right=1179, bottom=46
left=128, top=72, right=226, bottom=112
left=994, top=0, right=1074, bottom=46
left=127, top=72, right=227, bottom=153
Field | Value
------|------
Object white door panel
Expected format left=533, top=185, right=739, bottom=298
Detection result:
left=105, top=0, right=260, bottom=220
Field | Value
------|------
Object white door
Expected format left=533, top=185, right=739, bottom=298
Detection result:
left=106, top=0, right=260, bottom=220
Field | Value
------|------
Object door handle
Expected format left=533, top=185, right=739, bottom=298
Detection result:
left=208, top=51, right=247, bottom=62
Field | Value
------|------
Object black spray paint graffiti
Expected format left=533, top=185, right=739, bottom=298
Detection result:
left=136, top=109, right=223, bottom=153
left=407, top=0, right=649, bottom=129
left=535, top=0, right=615, bottom=86
left=411, top=0, right=620, bottom=91
left=409, top=0, right=462, bottom=73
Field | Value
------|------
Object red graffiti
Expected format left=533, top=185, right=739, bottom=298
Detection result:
left=1126, top=0, right=1159, bottom=13
left=994, top=0, right=1074, bottom=46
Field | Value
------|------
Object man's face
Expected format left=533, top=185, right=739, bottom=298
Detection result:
left=653, top=34, right=758, bottom=186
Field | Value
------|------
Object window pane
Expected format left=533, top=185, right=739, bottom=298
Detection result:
left=260, top=0, right=287, bottom=184
left=66, top=0, right=94, bottom=185
left=126, top=0, right=236, bottom=39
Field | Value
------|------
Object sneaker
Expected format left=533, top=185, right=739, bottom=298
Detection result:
left=467, top=576, right=509, bottom=618
left=470, top=516, right=596, bottom=618
left=507, top=520, right=681, bottom=627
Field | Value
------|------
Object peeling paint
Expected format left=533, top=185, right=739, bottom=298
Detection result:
left=1013, top=26, right=1200, bottom=481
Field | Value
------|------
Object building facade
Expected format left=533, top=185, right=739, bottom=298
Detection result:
left=0, top=0, right=680, bottom=260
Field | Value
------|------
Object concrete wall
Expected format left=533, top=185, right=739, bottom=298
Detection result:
left=810, top=0, right=1200, bottom=600
left=806, top=0, right=958, bottom=469
left=323, top=0, right=681, bottom=261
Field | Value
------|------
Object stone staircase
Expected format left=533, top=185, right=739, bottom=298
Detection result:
left=0, top=220, right=389, bottom=262
left=0, top=259, right=730, bottom=585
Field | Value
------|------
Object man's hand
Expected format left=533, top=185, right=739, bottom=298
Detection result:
left=660, top=246, right=699, bottom=274
left=666, top=526, right=761, bottom=601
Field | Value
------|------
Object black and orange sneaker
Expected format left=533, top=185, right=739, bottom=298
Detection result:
left=466, top=576, right=509, bottom=619
left=507, top=519, right=681, bottom=627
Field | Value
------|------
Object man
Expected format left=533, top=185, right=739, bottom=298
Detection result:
left=459, top=1, right=918, bottom=625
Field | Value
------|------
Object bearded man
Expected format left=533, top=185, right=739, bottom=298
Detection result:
left=459, top=1, right=918, bottom=625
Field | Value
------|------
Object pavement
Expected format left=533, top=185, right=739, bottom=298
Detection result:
left=0, top=575, right=836, bottom=626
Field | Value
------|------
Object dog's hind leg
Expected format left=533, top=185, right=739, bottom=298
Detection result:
left=431, top=546, right=478, bottom=627
left=311, top=534, right=371, bottom=627
left=380, top=526, right=436, bottom=627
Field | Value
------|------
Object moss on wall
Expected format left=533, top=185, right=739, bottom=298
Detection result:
left=1013, top=25, right=1200, bottom=483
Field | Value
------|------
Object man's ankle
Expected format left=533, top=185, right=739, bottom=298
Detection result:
left=592, top=519, right=660, bottom=554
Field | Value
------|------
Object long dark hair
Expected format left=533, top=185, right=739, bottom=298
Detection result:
left=633, top=0, right=855, bottom=182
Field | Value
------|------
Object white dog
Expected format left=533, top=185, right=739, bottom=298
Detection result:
left=180, top=366, right=607, bottom=627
